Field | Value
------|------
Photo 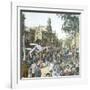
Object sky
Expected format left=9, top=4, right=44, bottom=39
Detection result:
left=23, top=12, right=67, bottom=40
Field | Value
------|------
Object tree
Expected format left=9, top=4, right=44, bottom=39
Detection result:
left=57, top=13, right=79, bottom=37
left=20, top=13, right=25, bottom=35
left=61, top=14, right=79, bottom=36
left=46, top=18, right=53, bottom=44
left=46, top=18, right=52, bottom=32
left=57, top=14, right=80, bottom=49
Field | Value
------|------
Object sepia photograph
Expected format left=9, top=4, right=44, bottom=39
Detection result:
left=20, top=10, right=80, bottom=78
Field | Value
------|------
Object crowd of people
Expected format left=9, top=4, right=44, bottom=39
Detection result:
left=22, top=45, right=79, bottom=78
